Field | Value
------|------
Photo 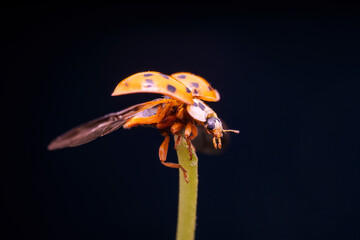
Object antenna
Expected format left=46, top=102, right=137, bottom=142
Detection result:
left=223, top=129, right=240, bottom=134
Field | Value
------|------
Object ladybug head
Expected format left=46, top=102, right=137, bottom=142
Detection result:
left=204, top=116, right=239, bottom=149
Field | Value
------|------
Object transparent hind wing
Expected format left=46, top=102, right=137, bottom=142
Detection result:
left=48, top=99, right=166, bottom=150
left=48, top=113, right=126, bottom=150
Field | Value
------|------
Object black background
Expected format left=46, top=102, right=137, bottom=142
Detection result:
left=2, top=3, right=360, bottom=240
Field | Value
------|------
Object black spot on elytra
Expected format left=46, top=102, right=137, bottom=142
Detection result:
left=208, top=85, right=213, bottom=91
left=194, top=89, right=199, bottom=95
left=167, top=84, right=176, bottom=93
left=160, top=74, right=169, bottom=79
left=198, top=102, right=205, bottom=110
left=190, top=82, right=199, bottom=88
left=186, top=87, right=191, bottom=93
left=144, top=79, right=154, bottom=88
left=125, top=83, right=129, bottom=87
left=178, top=74, right=186, bottom=79
left=144, top=73, right=153, bottom=77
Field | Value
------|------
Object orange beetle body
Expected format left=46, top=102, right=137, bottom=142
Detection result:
left=48, top=71, right=239, bottom=182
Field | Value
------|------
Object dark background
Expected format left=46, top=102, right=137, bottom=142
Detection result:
left=2, top=3, right=359, bottom=240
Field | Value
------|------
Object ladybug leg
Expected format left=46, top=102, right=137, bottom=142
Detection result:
left=189, top=124, right=198, bottom=140
left=171, top=106, right=187, bottom=149
left=184, top=122, right=193, bottom=138
left=212, top=137, right=217, bottom=149
left=159, top=132, right=189, bottom=183
left=212, top=137, right=222, bottom=149
left=184, top=122, right=195, bottom=160
left=171, top=122, right=186, bottom=150
left=176, top=106, right=185, bottom=120
left=158, top=132, right=170, bottom=163
left=217, top=138, right=222, bottom=149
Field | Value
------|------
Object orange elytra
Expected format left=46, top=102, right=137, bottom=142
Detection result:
left=171, top=72, right=220, bottom=102
left=112, top=71, right=194, bottom=105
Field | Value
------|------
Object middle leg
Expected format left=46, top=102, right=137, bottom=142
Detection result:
left=184, top=122, right=198, bottom=160
left=171, top=122, right=186, bottom=150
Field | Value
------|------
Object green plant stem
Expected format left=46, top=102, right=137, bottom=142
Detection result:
left=175, top=135, right=198, bottom=240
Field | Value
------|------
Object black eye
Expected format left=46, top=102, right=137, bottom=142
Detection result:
left=205, top=117, right=216, bottom=130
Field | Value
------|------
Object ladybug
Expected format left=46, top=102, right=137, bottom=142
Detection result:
left=48, top=71, right=239, bottom=182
